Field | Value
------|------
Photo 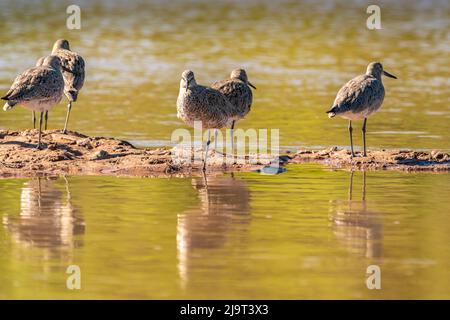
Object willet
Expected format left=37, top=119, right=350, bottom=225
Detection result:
left=177, top=70, right=234, bottom=171
left=211, top=68, right=256, bottom=151
left=326, top=62, right=396, bottom=157
left=51, top=39, right=85, bottom=134
left=2, top=55, right=64, bottom=149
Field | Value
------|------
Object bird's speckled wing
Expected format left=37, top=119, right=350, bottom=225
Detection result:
left=211, top=79, right=253, bottom=118
left=54, top=48, right=85, bottom=92
left=3, top=67, right=64, bottom=102
left=333, top=74, right=385, bottom=114
left=178, top=84, right=234, bottom=129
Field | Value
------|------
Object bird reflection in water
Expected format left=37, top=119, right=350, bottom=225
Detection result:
left=2, top=176, right=85, bottom=261
left=177, top=172, right=251, bottom=287
left=329, top=171, right=383, bottom=258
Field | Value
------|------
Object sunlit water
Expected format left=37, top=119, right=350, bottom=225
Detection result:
left=0, top=0, right=448, bottom=150
left=0, top=0, right=449, bottom=299
left=0, top=167, right=449, bottom=299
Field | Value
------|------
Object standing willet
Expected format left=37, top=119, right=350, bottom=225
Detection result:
left=326, top=62, right=397, bottom=157
left=2, top=55, right=64, bottom=149
left=177, top=70, right=234, bottom=171
left=211, top=68, right=256, bottom=151
left=51, top=39, right=85, bottom=134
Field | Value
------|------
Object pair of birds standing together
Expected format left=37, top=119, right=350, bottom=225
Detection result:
left=177, top=62, right=396, bottom=170
left=1, top=39, right=85, bottom=148
left=176, top=68, right=256, bottom=170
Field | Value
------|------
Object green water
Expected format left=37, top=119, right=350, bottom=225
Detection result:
left=0, top=168, right=449, bottom=299
left=0, top=0, right=449, bottom=299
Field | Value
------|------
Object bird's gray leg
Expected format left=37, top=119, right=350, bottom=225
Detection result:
left=348, top=120, right=355, bottom=157
left=32, top=111, right=36, bottom=129
left=362, top=118, right=367, bottom=157
left=37, top=112, right=43, bottom=149
left=214, top=129, right=218, bottom=150
left=63, top=101, right=72, bottom=134
left=230, top=120, right=235, bottom=154
left=203, top=129, right=211, bottom=171
left=44, top=111, right=48, bottom=130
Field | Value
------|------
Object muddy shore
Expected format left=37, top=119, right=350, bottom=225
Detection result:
left=0, top=130, right=448, bottom=178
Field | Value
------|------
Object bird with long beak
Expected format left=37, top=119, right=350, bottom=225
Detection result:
left=326, top=62, right=397, bottom=157
left=211, top=68, right=256, bottom=153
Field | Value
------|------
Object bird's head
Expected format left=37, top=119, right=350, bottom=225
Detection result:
left=53, top=39, right=70, bottom=52
left=181, top=70, right=196, bottom=89
left=230, top=68, right=256, bottom=89
left=366, top=62, right=397, bottom=80
left=42, top=55, right=62, bottom=71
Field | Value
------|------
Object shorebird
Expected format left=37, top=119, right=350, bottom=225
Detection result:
left=211, top=68, right=256, bottom=151
left=51, top=39, right=85, bottom=134
left=2, top=55, right=64, bottom=149
left=177, top=70, right=234, bottom=171
left=326, top=62, right=397, bottom=157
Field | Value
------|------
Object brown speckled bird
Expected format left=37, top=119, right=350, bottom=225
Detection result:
left=51, top=39, right=85, bottom=134
left=2, top=55, right=65, bottom=149
left=177, top=70, right=234, bottom=171
left=326, top=62, right=397, bottom=157
left=211, top=68, right=256, bottom=151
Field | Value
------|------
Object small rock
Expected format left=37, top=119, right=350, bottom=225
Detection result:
left=328, top=146, right=338, bottom=153
left=279, top=155, right=291, bottom=163
left=258, top=166, right=287, bottom=175
left=77, top=138, right=93, bottom=149
left=90, top=150, right=109, bottom=160
left=431, top=150, right=445, bottom=160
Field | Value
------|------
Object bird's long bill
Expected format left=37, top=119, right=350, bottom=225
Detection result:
left=383, top=70, right=397, bottom=79
left=248, top=82, right=257, bottom=89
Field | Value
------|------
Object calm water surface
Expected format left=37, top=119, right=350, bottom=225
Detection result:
left=0, top=0, right=449, bottom=299
left=0, top=0, right=448, bottom=150
left=0, top=166, right=449, bottom=299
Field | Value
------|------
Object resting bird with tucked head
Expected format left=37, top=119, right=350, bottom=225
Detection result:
left=326, top=62, right=397, bottom=157
left=2, top=55, right=65, bottom=149
left=211, top=68, right=256, bottom=152
left=51, top=39, right=85, bottom=133
left=177, top=70, right=234, bottom=171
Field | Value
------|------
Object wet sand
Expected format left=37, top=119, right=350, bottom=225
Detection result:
left=0, top=130, right=448, bottom=178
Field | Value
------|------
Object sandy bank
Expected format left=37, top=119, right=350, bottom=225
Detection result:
left=0, top=130, right=448, bottom=178
left=289, top=147, right=450, bottom=172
